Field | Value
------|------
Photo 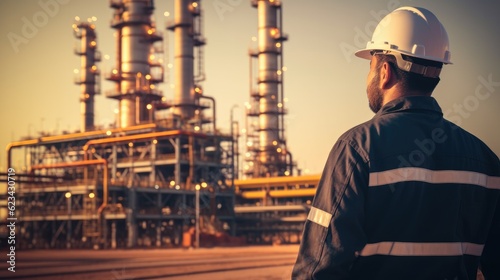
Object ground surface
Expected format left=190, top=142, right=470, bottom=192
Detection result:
left=0, top=245, right=299, bottom=280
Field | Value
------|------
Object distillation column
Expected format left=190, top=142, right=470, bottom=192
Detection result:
left=167, top=0, right=205, bottom=121
left=73, top=20, right=101, bottom=132
left=107, top=0, right=164, bottom=128
left=248, top=0, right=291, bottom=177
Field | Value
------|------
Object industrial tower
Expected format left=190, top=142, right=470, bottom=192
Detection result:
left=245, top=0, right=294, bottom=178
left=73, top=19, right=101, bottom=132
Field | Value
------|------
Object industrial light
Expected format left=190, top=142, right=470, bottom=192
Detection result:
left=201, top=182, right=207, bottom=188
left=91, top=16, right=97, bottom=21
left=106, top=130, right=112, bottom=136
left=146, top=104, right=153, bottom=110
left=74, top=16, right=80, bottom=21
left=277, top=148, right=282, bottom=153
left=164, top=11, right=170, bottom=17
left=284, top=170, right=290, bottom=176
left=194, top=126, right=200, bottom=131
left=65, top=192, right=72, bottom=199
left=152, top=139, right=158, bottom=145
left=170, top=180, right=176, bottom=186
left=192, top=2, right=198, bottom=8
left=273, top=140, right=278, bottom=146
left=88, top=192, right=95, bottom=199
left=276, top=42, right=281, bottom=48
left=270, top=28, right=279, bottom=37
left=195, top=184, right=201, bottom=191
left=128, top=142, right=134, bottom=147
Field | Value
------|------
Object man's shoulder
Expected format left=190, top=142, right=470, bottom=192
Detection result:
left=444, top=119, right=500, bottom=171
left=337, top=118, right=376, bottom=143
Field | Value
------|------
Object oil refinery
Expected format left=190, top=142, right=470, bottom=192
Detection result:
left=1, top=0, right=319, bottom=249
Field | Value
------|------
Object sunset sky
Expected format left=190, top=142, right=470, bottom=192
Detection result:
left=1, top=0, right=499, bottom=174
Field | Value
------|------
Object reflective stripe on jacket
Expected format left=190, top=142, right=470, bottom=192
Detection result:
left=292, top=96, right=500, bottom=280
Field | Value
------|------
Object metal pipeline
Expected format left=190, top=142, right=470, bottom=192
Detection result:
left=6, top=123, right=157, bottom=169
left=198, top=95, right=216, bottom=132
left=286, top=150, right=293, bottom=175
left=83, top=129, right=207, bottom=160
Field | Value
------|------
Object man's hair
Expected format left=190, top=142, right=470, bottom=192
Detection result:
left=376, top=54, right=443, bottom=94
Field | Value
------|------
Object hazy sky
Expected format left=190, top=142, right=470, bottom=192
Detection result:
left=1, top=0, right=499, bottom=174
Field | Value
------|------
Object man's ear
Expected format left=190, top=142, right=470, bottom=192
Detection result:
left=379, top=62, right=394, bottom=89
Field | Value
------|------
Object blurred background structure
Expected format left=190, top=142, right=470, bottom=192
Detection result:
left=1, top=0, right=315, bottom=249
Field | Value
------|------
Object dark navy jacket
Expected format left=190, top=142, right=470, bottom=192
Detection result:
left=292, top=96, right=500, bottom=280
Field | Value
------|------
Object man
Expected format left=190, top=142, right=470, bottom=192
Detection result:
left=292, top=6, right=499, bottom=280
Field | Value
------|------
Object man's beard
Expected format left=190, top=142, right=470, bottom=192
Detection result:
left=367, top=72, right=383, bottom=113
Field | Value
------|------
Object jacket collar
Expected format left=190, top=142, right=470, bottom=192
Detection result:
left=375, top=96, right=443, bottom=117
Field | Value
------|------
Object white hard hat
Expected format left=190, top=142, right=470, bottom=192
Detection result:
left=355, top=6, right=451, bottom=77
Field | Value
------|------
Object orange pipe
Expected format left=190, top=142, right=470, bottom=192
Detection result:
left=268, top=188, right=316, bottom=198
left=238, top=188, right=316, bottom=199
left=234, top=174, right=321, bottom=190
left=82, top=129, right=207, bottom=160
left=6, top=123, right=157, bottom=169
left=30, top=159, right=108, bottom=216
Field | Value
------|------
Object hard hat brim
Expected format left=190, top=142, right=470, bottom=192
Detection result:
left=354, top=49, right=373, bottom=60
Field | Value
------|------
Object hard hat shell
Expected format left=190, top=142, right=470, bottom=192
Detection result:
left=355, top=6, right=452, bottom=64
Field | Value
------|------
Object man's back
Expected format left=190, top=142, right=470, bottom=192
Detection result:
left=350, top=96, right=499, bottom=279
left=292, top=96, right=500, bottom=279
